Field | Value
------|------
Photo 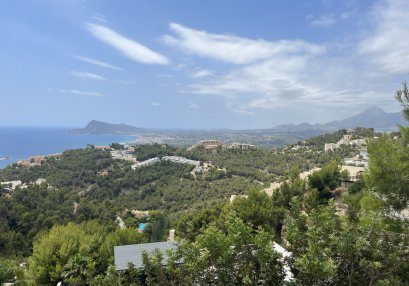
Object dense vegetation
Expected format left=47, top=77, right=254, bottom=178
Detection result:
left=0, top=84, right=408, bottom=285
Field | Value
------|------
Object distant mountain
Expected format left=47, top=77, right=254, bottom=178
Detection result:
left=321, top=107, right=405, bottom=131
left=70, top=120, right=145, bottom=135
left=272, top=107, right=405, bottom=132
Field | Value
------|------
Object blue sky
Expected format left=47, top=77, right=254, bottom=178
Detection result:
left=0, top=0, right=408, bottom=128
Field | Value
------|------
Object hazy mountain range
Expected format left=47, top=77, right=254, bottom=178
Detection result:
left=71, top=107, right=405, bottom=147
left=273, top=106, right=405, bottom=132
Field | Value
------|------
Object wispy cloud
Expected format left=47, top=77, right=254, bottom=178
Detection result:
left=359, top=0, right=409, bottom=74
left=190, top=69, right=213, bottom=79
left=70, top=71, right=106, bottom=80
left=74, top=55, right=122, bottom=70
left=163, top=23, right=324, bottom=65
left=59, top=89, right=103, bottom=97
left=168, top=13, right=404, bottom=116
left=91, top=13, right=107, bottom=23
left=188, top=102, right=200, bottom=109
left=307, top=14, right=337, bottom=27
left=151, top=101, right=161, bottom=106
left=86, top=23, right=169, bottom=65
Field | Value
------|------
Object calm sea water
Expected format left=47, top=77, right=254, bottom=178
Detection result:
left=0, top=127, right=137, bottom=169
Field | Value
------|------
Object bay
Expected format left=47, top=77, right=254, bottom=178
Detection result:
left=0, top=127, right=136, bottom=169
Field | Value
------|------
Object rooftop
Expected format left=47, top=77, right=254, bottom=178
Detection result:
left=114, top=241, right=179, bottom=271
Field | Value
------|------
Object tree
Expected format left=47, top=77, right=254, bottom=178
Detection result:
left=308, top=160, right=341, bottom=201
left=29, top=221, right=106, bottom=285
left=177, top=213, right=285, bottom=285
left=284, top=200, right=409, bottom=285
left=228, top=189, right=275, bottom=231
left=395, top=81, right=409, bottom=144
left=0, top=258, right=16, bottom=284
left=366, top=82, right=409, bottom=211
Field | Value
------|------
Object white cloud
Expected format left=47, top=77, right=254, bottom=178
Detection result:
left=308, top=15, right=337, bottom=27
left=86, top=23, right=169, bottom=65
left=359, top=0, right=409, bottom=74
left=59, top=89, right=102, bottom=96
left=190, top=69, right=213, bottom=79
left=74, top=55, right=122, bottom=70
left=188, top=56, right=315, bottom=97
left=167, top=6, right=406, bottom=116
left=70, top=71, right=106, bottom=80
left=151, top=101, right=161, bottom=106
left=163, top=23, right=324, bottom=64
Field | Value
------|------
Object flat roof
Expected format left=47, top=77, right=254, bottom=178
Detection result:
left=114, top=241, right=178, bottom=271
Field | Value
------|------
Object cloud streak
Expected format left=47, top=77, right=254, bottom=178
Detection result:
left=86, top=23, right=169, bottom=65
left=190, top=69, right=213, bottom=79
left=70, top=71, right=106, bottom=80
left=74, top=55, right=122, bottom=70
left=59, top=89, right=103, bottom=97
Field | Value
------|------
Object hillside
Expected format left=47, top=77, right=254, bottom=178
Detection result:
left=1, top=126, right=408, bottom=285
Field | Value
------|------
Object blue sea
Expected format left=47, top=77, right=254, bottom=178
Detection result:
left=0, top=127, right=137, bottom=169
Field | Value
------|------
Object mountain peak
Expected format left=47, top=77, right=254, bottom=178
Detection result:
left=71, top=120, right=145, bottom=135
left=362, top=106, right=386, bottom=115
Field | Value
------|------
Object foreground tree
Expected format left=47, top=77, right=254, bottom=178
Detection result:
left=366, top=82, right=409, bottom=211
left=284, top=199, right=409, bottom=285
left=29, top=221, right=144, bottom=285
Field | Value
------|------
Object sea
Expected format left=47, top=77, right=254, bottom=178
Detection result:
left=0, top=127, right=137, bottom=169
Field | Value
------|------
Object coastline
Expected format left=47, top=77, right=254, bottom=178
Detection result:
left=0, top=127, right=138, bottom=169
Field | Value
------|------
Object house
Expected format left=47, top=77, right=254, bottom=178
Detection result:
left=114, top=241, right=179, bottom=270
left=95, top=145, right=111, bottom=150
left=273, top=242, right=294, bottom=282
left=0, top=180, right=22, bottom=190
left=229, top=143, right=255, bottom=150
left=131, top=157, right=160, bottom=170
left=47, top=153, right=63, bottom=160
left=325, top=143, right=336, bottom=152
left=114, top=239, right=294, bottom=282
left=194, top=140, right=223, bottom=150
left=341, top=165, right=365, bottom=188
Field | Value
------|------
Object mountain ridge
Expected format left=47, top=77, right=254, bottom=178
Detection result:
left=72, top=107, right=405, bottom=135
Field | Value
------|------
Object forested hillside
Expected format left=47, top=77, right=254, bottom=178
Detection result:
left=0, top=85, right=408, bottom=285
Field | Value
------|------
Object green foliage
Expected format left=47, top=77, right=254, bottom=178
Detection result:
left=176, top=213, right=284, bottom=285
left=0, top=258, right=16, bottom=284
left=229, top=189, right=276, bottom=232
left=176, top=206, right=222, bottom=241
left=395, top=81, right=409, bottom=144
left=134, top=144, right=177, bottom=161
left=366, top=135, right=409, bottom=210
left=28, top=221, right=144, bottom=285
left=284, top=201, right=409, bottom=285
left=308, top=160, right=341, bottom=201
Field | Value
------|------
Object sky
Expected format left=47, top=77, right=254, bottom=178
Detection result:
left=0, top=0, right=408, bottom=129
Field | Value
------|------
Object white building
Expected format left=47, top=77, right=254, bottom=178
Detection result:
left=0, top=180, right=22, bottom=190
